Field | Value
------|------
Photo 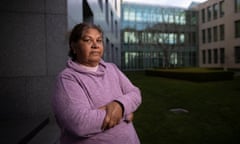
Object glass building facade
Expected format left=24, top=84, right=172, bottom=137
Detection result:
left=121, top=2, right=199, bottom=70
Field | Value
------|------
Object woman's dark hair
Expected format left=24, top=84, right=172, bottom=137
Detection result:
left=68, top=23, right=103, bottom=60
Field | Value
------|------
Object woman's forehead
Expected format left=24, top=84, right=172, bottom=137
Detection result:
left=82, top=28, right=102, bottom=37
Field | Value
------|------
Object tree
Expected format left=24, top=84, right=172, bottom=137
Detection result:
left=157, top=33, right=175, bottom=68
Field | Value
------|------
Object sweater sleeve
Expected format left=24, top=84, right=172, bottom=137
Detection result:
left=51, top=73, right=106, bottom=137
left=111, top=65, right=142, bottom=116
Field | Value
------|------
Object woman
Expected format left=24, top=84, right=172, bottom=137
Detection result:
left=52, top=23, right=142, bottom=144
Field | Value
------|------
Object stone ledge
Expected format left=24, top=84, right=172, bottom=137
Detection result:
left=28, top=122, right=60, bottom=144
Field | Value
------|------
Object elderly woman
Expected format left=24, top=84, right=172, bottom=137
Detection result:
left=52, top=23, right=142, bottom=144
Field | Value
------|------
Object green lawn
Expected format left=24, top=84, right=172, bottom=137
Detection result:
left=125, top=71, right=240, bottom=144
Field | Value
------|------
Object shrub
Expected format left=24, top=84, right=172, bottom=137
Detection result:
left=145, top=68, right=234, bottom=82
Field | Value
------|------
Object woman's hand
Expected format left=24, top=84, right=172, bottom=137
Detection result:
left=125, top=112, right=134, bottom=123
left=100, top=101, right=123, bottom=130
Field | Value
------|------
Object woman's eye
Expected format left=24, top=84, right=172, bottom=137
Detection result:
left=97, top=39, right=102, bottom=43
left=83, top=39, right=91, bottom=42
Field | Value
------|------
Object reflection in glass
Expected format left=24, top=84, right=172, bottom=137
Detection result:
left=121, top=3, right=198, bottom=70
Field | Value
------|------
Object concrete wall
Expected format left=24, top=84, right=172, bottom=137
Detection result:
left=0, top=0, right=68, bottom=119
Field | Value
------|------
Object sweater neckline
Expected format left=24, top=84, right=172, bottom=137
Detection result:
left=78, top=63, right=99, bottom=72
left=67, top=59, right=106, bottom=76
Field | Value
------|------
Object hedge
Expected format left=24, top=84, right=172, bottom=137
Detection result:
left=145, top=69, right=234, bottom=82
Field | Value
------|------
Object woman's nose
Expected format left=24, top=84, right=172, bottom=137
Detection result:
left=91, top=40, right=98, bottom=48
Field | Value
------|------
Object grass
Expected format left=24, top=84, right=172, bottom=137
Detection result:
left=125, top=71, right=240, bottom=144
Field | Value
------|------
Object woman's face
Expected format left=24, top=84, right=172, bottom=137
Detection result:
left=73, top=28, right=104, bottom=67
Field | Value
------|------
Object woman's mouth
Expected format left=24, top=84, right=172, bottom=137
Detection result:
left=90, top=51, right=101, bottom=56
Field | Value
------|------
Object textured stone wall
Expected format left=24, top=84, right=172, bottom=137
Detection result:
left=0, top=0, right=68, bottom=119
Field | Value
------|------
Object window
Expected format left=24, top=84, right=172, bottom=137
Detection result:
left=111, top=44, right=114, bottom=62
left=179, top=12, right=186, bottom=25
left=124, top=31, right=138, bottom=44
left=220, top=1, right=224, bottom=17
left=235, top=0, right=240, bottom=13
left=123, top=8, right=128, bottom=21
left=213, top=3, right=218, bottom=19
left=115, top=47, right=118, bottom=64
left=220, top=48, right=225, bottom=64
left=235, top=20, right=240, bottom=38
left=188, top=33, right=191, bottom=44
left=188, top=32, right=196, bottom=45
left=207, top=6, right=211, bottom=21
left=202, top=50, right=206, bottom=64
left=220, top=24, right=225, bottom=40
left=115, top=0, right=117, bottom=11
left=180, top=33, right=185, bottom=44
left=105, top=38, right=110, bottom=60
left=214, top=48, right=218, bottom=64
left=136, top=11, right=142, bottom=22
left=115, top=20, right=118, bottom=38
left=83, top=0, right=93, bottom=23
left=191, top=12, right=197, bottom=25
left=111, top=11, right=113, bottom=33
left=213, top=26, right=218, bottom=42
left=106, top=0, right=109, bottom=24
left=98, top=0, right=103, bottom=11
left=201, top=9, right=205, bottom=23
left=202, top=29, right=206, bottom=44
left=169, top=14, right=174, bottom=23
left=169, top=33, right=177, bottom=45
left=192, top=52, right=196, bottom=66
left=207, top=28, right=212, bottom=43
left=192, top=32, right=196, bottom=44
left=208, top=49, right=212, bottom=64
left=128, top=10, right=135, bottom=21
left=235, top=46, right=240, bottom=63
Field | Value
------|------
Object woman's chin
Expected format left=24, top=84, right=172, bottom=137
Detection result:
left=89, top=57, right=101, bottom=63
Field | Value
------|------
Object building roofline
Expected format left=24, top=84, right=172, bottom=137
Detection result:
left=122, top=1, right=187, bottom=10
